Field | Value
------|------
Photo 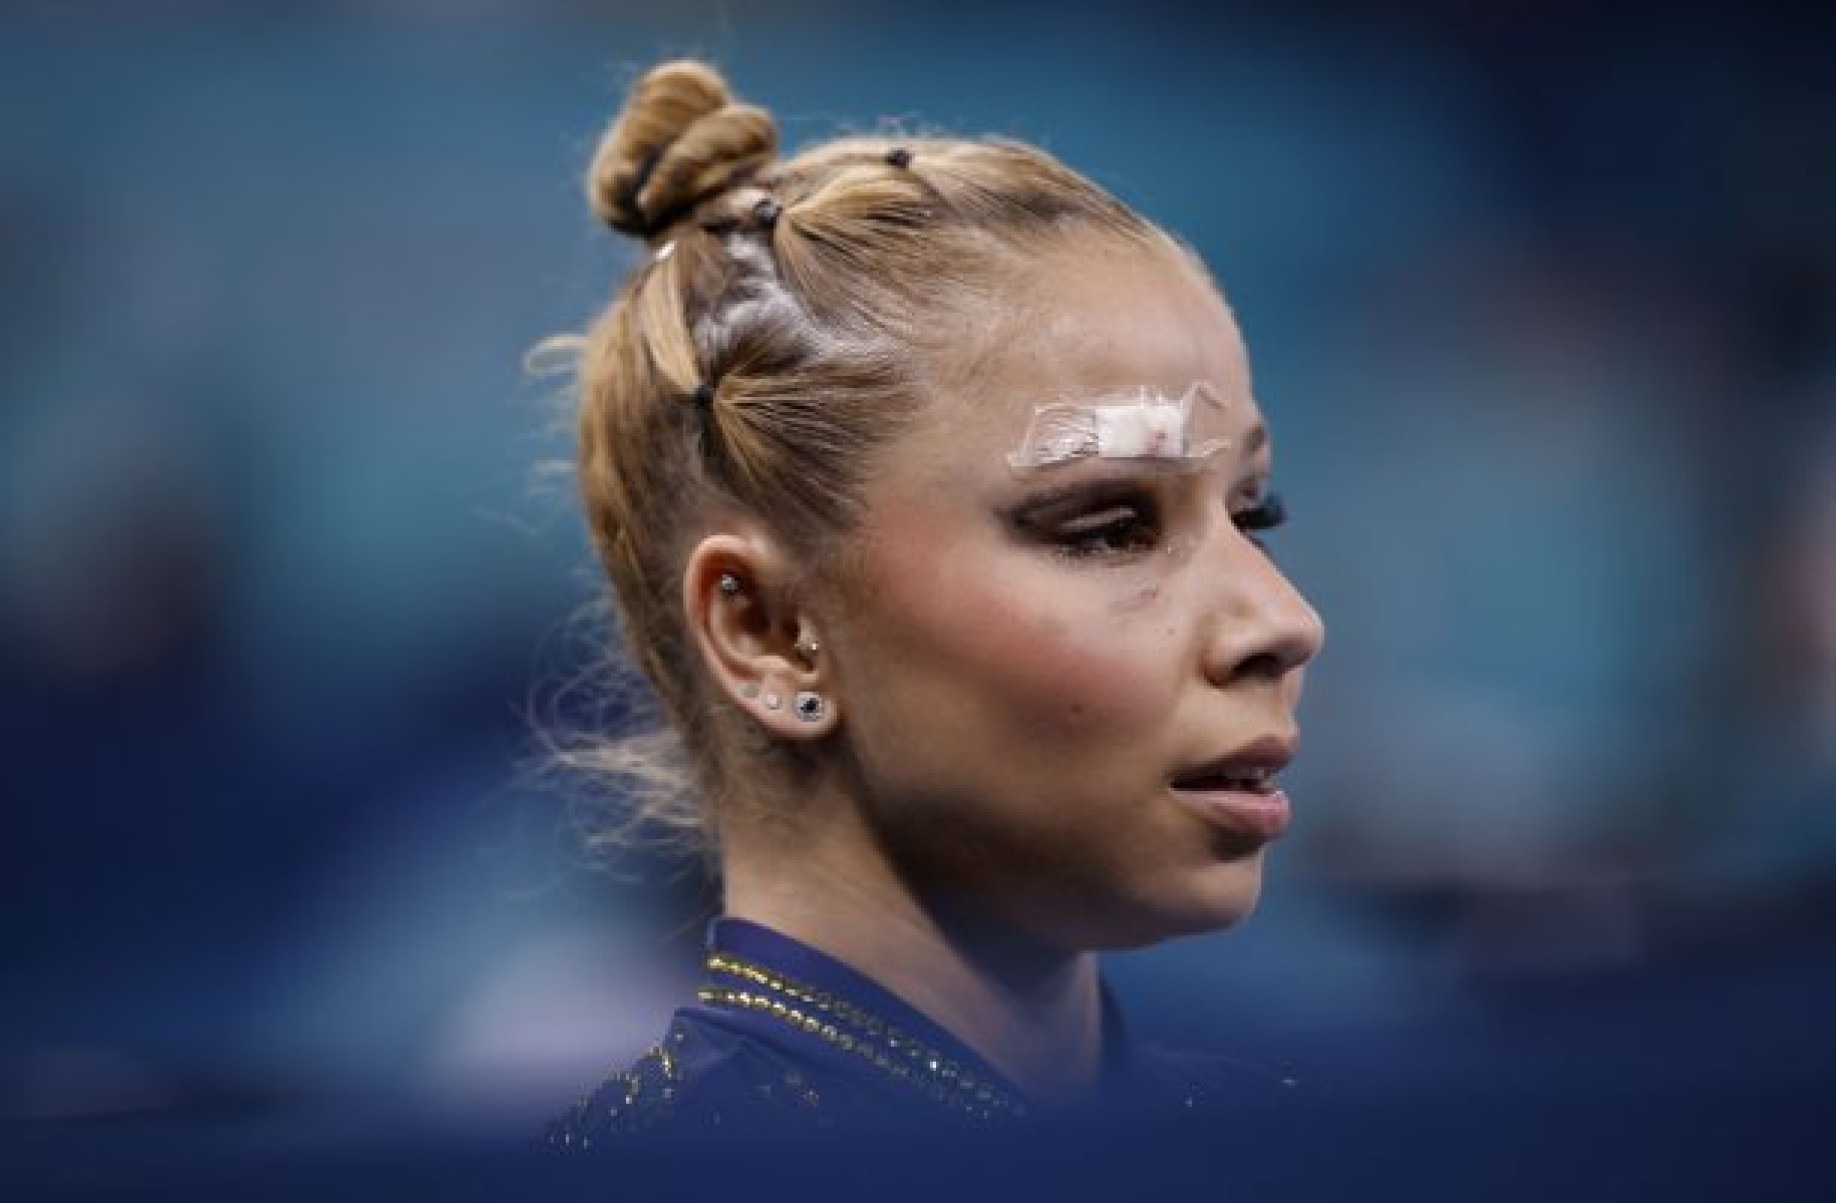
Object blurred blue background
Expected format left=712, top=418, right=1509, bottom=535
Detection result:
left=4, top=0, right=1834, bottom=1192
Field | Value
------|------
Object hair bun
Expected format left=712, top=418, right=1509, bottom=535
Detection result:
left=589, top=60, right=779, bottom=244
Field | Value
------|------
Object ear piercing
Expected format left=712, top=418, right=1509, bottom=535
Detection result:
left=795, top=635, right=820, bottom=659
left=717, top=572, right=742, bottom=597
left=745, top=686, right=823, bottom=723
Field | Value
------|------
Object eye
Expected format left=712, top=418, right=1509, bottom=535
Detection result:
left=1055, top=501, right=1159, bottom=557
left=1231, top=491, right=1286, bottom=551
left=1014, top=487, right=1163, bottom=559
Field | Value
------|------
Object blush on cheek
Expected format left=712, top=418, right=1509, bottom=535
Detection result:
left=861, top=522, right=1166, bottom=738
left=960, top=602, right=1165, bottom=739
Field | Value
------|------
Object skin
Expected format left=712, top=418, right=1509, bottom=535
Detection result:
left=704, top=241, right=1324, bottom=1103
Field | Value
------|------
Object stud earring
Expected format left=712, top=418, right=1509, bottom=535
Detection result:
left=794, top=691, right=825, bottom=723
left=740, top=682, right=760, bottom=700
left=762, top=691, right=783, bottom=711
left=795, top=635, right=820, bottom=659
left=717, top=572, right=742, bottom=597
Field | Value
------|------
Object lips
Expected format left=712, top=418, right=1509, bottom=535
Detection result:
left=1170, top=735, right=1295, bottom=791
left=1168, top=735, right=1297, bottom=842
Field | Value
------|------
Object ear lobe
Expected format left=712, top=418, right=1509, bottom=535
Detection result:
left=683, top=534, right=839, bottom=740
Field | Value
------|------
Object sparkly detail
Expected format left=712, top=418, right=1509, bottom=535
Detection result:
left=545, top=921, right=1293, bottom=1150
left=701, top=952, right=1026, bottom=1120
left=547, top=1033, right=689, bottom=1146
left=793, top=691, right=825, bottom=722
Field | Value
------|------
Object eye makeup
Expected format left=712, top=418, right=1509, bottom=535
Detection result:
left=1007, top=460, right=1287, bottom=563
left=1014, top=485, right=1164, bottom=560
left=1231, top=491, right=1287, bottom=551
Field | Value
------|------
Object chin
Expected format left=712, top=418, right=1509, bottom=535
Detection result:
left=1047, top=863, right=1267, bottom=953
left=1120, top=898, right=1260, bottom=951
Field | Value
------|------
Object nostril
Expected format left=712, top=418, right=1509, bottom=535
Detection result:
left=1234, top=651, right=1285, bottom=680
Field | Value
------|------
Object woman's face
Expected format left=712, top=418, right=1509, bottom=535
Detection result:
left=825, top=242, right=1324, bottom=952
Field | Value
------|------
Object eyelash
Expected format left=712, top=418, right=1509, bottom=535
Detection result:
left=1053, top=500, right=1160, bottom=557
left=1032, top=490, right=1288, bottom=558
left=1234, top=493, right=1287, bottom=550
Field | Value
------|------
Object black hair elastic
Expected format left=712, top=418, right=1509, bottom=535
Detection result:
left=692, top=383, right=715, bottom=409
left=752, top=197, right=781, bottom=229
left=616, top=145, right=666, bottom=233
left=885, top=146, right=912, bottom=168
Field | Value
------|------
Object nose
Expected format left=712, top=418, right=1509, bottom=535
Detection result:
left=1202, top=539, right=1325, bottom=686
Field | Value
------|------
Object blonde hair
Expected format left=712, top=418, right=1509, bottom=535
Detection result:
left=562, top=60, right=1172, bottom=856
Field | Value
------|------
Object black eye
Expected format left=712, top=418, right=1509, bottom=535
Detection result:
left=1232, top=491, right=1286, bottom=550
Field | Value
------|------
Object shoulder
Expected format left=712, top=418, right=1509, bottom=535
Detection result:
left=1122, top=1044, right=1302, bottom=1114
left=543, top=1011, right=896, bottom=1149
left=545, top=1036, right=690, bottom=1149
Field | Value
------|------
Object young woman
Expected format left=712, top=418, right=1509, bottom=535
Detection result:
left=547, top=59, right=1323, bottom=1145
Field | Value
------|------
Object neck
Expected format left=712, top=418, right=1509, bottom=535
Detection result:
left=722, top=812, right=1106, bottom=1104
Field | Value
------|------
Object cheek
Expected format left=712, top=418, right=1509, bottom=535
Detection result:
left=870, top=545, right=1176, bottom=743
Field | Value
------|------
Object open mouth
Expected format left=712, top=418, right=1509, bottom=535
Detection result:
left=1167, top=737, right=1296, bottom=839
left=1169, top=766, right=1278, bottom=794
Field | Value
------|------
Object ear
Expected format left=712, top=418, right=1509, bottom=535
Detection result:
left=683, top=532, right=839, bottom=741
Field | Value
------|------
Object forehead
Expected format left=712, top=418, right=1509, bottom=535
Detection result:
left=915, top=245, right=1258, bottom=477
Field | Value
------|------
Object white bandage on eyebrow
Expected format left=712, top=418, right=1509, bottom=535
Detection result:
left=1006, top=381, right=1231, bottom=469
